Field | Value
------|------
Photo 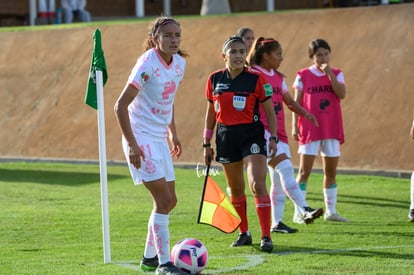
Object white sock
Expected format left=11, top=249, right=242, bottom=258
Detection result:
left=269, top=166, right=286, bottom=227
left=410, top=171, right=414, bottom=209
left=275, top=160, right=307, bottom=215
left=152, top=213, right=170, bottom=265
left=143, top=212, right=157, bottom=259
left=324, top=185, right=337, bottom=215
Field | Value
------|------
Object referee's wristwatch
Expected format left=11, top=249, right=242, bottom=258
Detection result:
left=269, top=136, right=279, bottom=144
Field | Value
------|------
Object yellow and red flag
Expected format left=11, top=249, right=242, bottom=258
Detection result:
left=197, top=175, right=241, bottom=234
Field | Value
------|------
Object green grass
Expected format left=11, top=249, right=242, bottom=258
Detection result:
left=0, top=161, right=413, bottom=274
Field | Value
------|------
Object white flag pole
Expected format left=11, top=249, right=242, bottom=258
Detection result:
left=95, top=69, right=111, bottom=264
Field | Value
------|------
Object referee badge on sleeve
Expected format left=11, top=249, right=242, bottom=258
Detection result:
left=264, top=83, right=273, bottom=97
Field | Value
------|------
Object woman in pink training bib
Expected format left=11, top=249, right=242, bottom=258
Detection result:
left=114, top=17, right=188, bottom=275
left=292, top=38, right=349, bottom=223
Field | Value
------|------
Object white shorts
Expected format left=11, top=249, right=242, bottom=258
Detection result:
left=264, top=130, right=291, bottom=158
left=122, top=135, right=175, bottom=185
left=298, top=139, right=341, bottom=157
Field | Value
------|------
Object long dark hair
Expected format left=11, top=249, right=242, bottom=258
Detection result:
left=248, top=37, right=281, bottom=66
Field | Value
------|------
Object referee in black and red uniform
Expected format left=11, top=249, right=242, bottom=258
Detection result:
left=202, top=36, right=278, bottom=253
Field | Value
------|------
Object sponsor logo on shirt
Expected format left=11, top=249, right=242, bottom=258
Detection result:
left=307, top=85, right=333, bottom=94
left=320, top=99, right=330, bottom=110
left=274, top=102, right=282, bottom=115
left=216, top=83, right=230, bottom=90
left=162, top=81, right=177, bottom=99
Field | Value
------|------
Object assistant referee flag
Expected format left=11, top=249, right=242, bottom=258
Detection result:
left=85, top=29, right=108, bottom=109
left=198, top=176, right=241, bottom=233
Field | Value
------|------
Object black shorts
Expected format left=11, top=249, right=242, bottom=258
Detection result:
left=215, top=122, right=267, bottom=164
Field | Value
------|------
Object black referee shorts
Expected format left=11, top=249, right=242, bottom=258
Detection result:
left=215, top=122, right=267, bottom=164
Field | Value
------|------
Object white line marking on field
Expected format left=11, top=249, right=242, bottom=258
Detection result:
left=113, top=255, right=264, bottom=274
left=206, top=254, right=264, bottom=274
left=275, top=244, right=414, bottom=256
left=112, top=244, right=414, bottom=273
left=113, top=261, right=140, bottom=271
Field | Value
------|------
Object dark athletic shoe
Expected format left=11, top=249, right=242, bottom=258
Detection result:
left=260, top=236, right=273, bottom=253
left=409, top=209, right=414, bottom=222
left=303, top=207, right=324, bottom=224
left=230, top=232, right=252, bottom=247
left=140, top=255, right=158, bottom=271
left=156, top=262, right=186, bottom=275
left=271, top=222, right=298, bottom=234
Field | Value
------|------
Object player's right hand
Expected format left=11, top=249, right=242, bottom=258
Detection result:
left=129, top=145, right=144, bottom=169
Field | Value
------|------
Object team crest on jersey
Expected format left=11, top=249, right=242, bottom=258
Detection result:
left=144, top=160, right=156, bottom=174
left=175, top=65, right=183, bottom=77
left=154, top=68, right=160, bottom=77
left=233, top=96, right=246, bottom=111
left=250, top=143, right=260, bottom=154
left=264, top=83, right=273, bottom=96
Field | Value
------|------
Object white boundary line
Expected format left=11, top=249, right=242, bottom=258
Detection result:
left=113, top=244, right=414, bottom=273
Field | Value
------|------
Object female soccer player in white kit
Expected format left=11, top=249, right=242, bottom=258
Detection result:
left=114, top=17, right=188, bottom=275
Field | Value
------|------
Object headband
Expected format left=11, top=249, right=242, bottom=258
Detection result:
left=222, top=36, right=245, bottom=53
left=259, top=39, right=276, bottom=45
left=152, top=18, right=178, bottom=37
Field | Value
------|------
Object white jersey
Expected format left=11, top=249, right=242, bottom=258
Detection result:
left=127, top=48, right=186, bottom=140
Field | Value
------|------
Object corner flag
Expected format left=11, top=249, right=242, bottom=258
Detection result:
left=197, top=166, right=241, bottom=234
left=85, top=29, right=108, bottom=109
left=85, top=29, right=111, bottom=264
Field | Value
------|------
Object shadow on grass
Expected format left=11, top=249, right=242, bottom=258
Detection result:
left=0, top=168, right=127, bottom=186
left=306, top=193, right=408, bottom=209
left=273, top=245, right=414, bottom=260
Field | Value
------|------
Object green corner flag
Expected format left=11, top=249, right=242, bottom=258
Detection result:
left=85, top=29, right=108, bottom=109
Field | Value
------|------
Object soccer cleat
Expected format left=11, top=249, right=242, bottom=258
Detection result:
left=271, top=222, right=298, bottom=234
left=303, top=207, right=324, bottom=224
left=140, top=255, right=159, bottom=271
left=324, top=213, right=350, bottom=222
left=230, top=232, right=252, bottom=247
left=408, top=209, right=414, bottom=222
left=156, top=261, right=187, bottom=275
left=260, top=236, right=273, bottom=253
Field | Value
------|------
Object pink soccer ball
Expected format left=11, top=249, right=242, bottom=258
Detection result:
left=171, top=238, right=208, bottom=274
